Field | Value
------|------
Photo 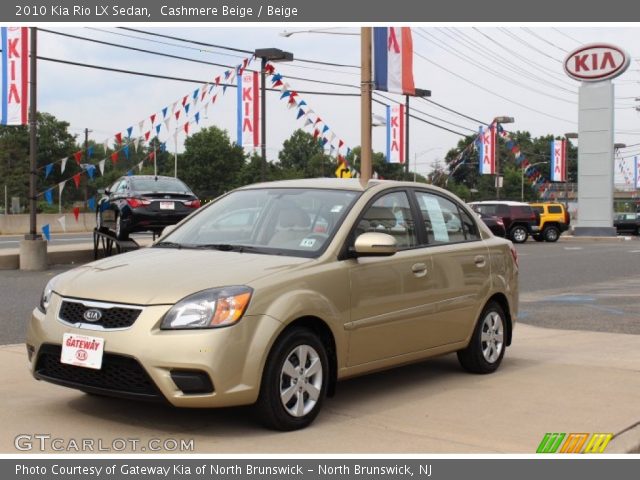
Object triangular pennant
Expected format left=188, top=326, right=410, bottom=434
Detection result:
left=87, top=146, right=94, bottom=159
left=123, top=145, right=130, bottom=159
left=144, top=131, right=151, bottom=142
left=127, top=126, right=133, bottom=138
left=138, top=120, right=145, bottom=134
left=272, top=80, right=283, bottom=88
left=212, top=94, right=218, bottom=104
left=171, top=101, right=178, bottom=113
left=126, top=170, right=133, bottom=177
left=73, top=173, right=81, bottom=189
left=182, top=95, right=188, bottom=107
left=44, top=189, right=53, bottom=205
left=264, top=63, right=275, bottom=75
left=86, top=165, right=95, bottom=180
left=149, top=151, right=156, bottom=161
left=313, top=129, right=320, bottom=140
left=298, top=100, right=307, bottom=107
left=111, top=152, right=118, bottom=165
left=214, top=76, right=221, bottom=86
left=88, top=197, right=96, bottom=211
left=98, top=159, right=106, bottom=176
left=57, top=216, right=66, bottom=232
left=74, top=151, right=82, bottom=165
left=41, top=224, right=51, bottom=241
left=185, top=104, right=190, bottom=115
left=160, top=142, right=166, bottom=153
left=322, top=125, right=330, bottom=133
left=59, top=181, right=66, bottom=196
left=184, top=123, right=190, bottom=135
left=45, top=163, right=53, bottom=179
left=150, top=113, right=156, bottom=125
left=103, top=140, right=109, bottom=154
left=280, top=91, right=291, bottom=99
left=115, top=132, right=122, bottom=145
left=175, top=110, right=181, bottom=121
left=164, top=118, right=171, bottom=132
left=162, top=107, right=168, bottom=119
left=137, top=161, right=144, bottom=172
left=296, top=109, right=305, bottom=120
left=155, top=124, right=161, bottom=135
left=133, top=137, right=140, bottom=152
left=195, top=112, right=200, bottom=124
left=73, top=207, right=80, bottom=221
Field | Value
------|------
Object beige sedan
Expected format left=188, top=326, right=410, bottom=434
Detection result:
left=27, top=179, right=518, bottom=430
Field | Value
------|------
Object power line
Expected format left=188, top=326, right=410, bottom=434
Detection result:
left=421, top=98, right=486, bottom=125
left=551, top=28, right=582, bottom=45
left=496, top=28, right=563, bottom=64
left=521, top=27, right=569, bottom=53
left=118, top=27, right=360, bottom=69
left=372, top=98, right=468, bottom=136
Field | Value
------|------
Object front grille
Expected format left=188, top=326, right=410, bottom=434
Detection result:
left=59, top=301, right=141, bottom=329
left=35, top=344, right=160, bottom=397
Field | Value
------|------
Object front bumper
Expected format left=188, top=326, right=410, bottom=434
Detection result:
left=26, top=294, right=282, bottom=408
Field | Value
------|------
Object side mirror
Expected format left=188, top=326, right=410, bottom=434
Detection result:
left=160, top=225, right=177, bottom=238
left=353, top=232, right=397, bottom=257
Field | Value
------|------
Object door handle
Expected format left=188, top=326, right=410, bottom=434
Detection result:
left=474, top=255, right=486, bottom=267
left=411, top=263, right=428, bottom=277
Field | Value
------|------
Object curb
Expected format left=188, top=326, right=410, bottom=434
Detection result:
left=608, top=422, right=640, bottom=453
left=0, top=247, right=94, bottom=270
left=559, top=235, right=635, bottom=242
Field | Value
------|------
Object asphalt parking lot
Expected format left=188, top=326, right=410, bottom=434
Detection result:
left=0, top=238, right=638, bottom=453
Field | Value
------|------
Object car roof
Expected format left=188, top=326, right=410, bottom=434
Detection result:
left=468, top=200, right=530, bottom=206
left=125, top=175, right=183, bottom=182
left=236, top=178, right=454, bottom=195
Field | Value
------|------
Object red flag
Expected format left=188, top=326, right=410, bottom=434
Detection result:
left=73, top=207, right=80, bottom=222
left=181, top=95, right=188, bottom=107
left=184, top=123, right=190, bottom=135
left=201, top=89, right=207, bottom=101
left=150, top=114, right=156, bottom=125
left=313, top=129, right=320, bottom=140
left=273, top=80, right=283, bottom=88
left=264, top=63, right=275, bottom=74
left=212, top=94, right=218, bottom=104
left=175, top=110, right=181, bottom=121
left=115, top=132, right=122, bottom=145
left=338, top=139, right=345, bottom=149
left=214, top=76, right=221, bottom=86
left=149, top=151, right=155, bottom=160
left=72, top=173, right=81, bottom=189
left=110, top=152, right=118, bottom=165
left=144, top=131, right=151, bottom=141
left=73, top=151, right=82, bottom=165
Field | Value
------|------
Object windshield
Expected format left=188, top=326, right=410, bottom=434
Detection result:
left=159, top=188, right=360, bottom=257
left=131, top=177, right=191, bottom=194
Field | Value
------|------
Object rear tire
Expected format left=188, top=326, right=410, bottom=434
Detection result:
left=457, top=301, right=507, bottom=374
left=255, top=328, right=328, bottom=431
left=543, top=226, right=560, bottom=242
left=509, top=225, right=528, bottom=243
left=115, top=214, right=128, bottom=240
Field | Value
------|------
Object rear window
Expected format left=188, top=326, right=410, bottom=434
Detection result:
left=548, top=205, right=563, bottom=214
left=131, top=177, right=191, bottom=194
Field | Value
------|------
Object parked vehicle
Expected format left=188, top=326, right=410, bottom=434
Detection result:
left=614, top=212, right=640, bottom=235
left=468, top=201, right=539, bottom=243
left=28, top=179, right=518, bottom=431
left=96, top=175, right=200, bottom=240
left=529, top=202, right=570, bottom=242
left=477, top=212, right=506, bottom=238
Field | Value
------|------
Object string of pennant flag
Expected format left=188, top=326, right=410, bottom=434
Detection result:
left=37, top=55, right=256, bottom=208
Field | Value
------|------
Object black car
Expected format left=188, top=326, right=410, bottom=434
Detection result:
left=97, top=175, right=200, bottom=239
left=614, top=212, right=640, bottom=236
left=477, top=211, right=506, bottom=238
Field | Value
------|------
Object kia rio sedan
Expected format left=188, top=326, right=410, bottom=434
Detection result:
left=27, top=179, right=518, bottom=431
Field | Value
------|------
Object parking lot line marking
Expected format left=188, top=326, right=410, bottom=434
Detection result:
left=563, top=247, right=583, bottom=250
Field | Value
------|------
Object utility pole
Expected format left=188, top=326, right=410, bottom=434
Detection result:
left=260, top=57, right=267, bottom=181
left=84, top=128, right=91, bottom=209
left=174, top=128, right=178, bottom=178
left=360, top=27, right=373, bottom=186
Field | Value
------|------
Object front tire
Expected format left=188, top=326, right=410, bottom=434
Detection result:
left=509, top=225, right=529, bottom=243
left=255, top=328, right=328, bottom=431
left=457, top=301, right=507, bottom=374
left=543, top=226, right=560, bottom=242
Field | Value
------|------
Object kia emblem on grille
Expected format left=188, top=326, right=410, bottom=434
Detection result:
left=83, top=309, right=102, bottom=322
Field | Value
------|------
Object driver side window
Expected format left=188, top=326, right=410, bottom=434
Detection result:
left=356, top=192, right=417, bottom=249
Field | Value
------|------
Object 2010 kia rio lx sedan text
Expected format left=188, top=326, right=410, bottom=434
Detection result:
left=27, top=179, right=518, bottom=430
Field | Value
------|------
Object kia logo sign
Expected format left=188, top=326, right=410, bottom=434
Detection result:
left=564, top=44, right=630, bottom=82
left=83, top=309, right=102, bottom=322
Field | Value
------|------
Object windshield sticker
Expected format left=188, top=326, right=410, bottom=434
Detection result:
left=300, top=238, right=317, bottom=248
left=330, top=205, right=344, bottom=213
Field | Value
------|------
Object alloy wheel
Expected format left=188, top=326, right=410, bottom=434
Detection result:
left=279, top=344, right=323, bottom=418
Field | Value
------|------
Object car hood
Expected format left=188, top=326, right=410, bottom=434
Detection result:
left=54, top=247, right=311, bottom=305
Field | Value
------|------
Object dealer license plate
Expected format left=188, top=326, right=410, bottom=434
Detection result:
left=60, top=333, right=105, bottom=370
left=160, top=201, right=175, bottom=210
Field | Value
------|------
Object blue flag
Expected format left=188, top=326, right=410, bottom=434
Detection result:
left=42, top=224, right=51, bottom=241
left=126, top=126, right=133, bottom=138
left=162, top=107, right=168, bottom=118
left=44, top=189, right=53, bottom=205
left=123, top=145, right=129, bottom=159
left=88, top=197, right=96, bottom=211
left=45, top=163, right=53, bottom=179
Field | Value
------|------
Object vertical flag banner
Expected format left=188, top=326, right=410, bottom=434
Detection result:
left=373, top=27, right=416, bottom=95
left=237, top=71, right=259, bottom=148
left=1, top=27, right=29, bottom=125
left=550, top=139, right=567, bottom=182
left=478, top=125, right=496, bottom=175
left=386, top=104, right=405, bottom=163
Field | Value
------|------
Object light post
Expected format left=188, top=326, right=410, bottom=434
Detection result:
left=280, top=28, right=359, bottom=38
left=521, top=161, right=549, bottom=202
left=493, top=116, right=514, bottom=200
left=254, top=48, right=294, bottom=182
left=564, top=132, right=578, bottom=208
left=405, top=88, right=431, bottom=174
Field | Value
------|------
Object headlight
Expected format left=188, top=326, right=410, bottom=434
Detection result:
left=38, top=275, right=60, bottom=313
left=161, top=286, right=253, bottom=330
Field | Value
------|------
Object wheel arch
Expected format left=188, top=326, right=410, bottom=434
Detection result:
left=485, top=293, right=513, bottom=346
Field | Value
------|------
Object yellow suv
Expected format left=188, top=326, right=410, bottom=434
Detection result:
left=529, top=202, right=570, bottom=242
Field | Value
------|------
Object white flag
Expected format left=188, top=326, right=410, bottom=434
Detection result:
left=59, top=181, right=66, bottom=197
left=57, top=216, right=66, bottom=232
left=98, top=159, right=106, bottom=176
left=60, top=157, right=68, bottom=174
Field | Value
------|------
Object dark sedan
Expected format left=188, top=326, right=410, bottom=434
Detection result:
left=614, top=212, right=640, bottom=236
left=477, top=212, right=506, bottom=238
left=97, top=175, right=200, bottom=239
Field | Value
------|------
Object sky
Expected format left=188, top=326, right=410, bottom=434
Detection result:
left=33, top=26, right=640, bottom=181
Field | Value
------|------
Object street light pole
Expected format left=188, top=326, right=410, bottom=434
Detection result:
left=254, top=48, right=294, bottom=183
left=28, top=27, right=38, bottom=239
left=564, top=132, right=578, bottom=209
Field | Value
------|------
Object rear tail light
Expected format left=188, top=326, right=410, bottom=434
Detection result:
left=564, top=210, right=570, bottom=224
left=126, top=198, right=151, bottom=208
left=509, top=244, right=519, bottom=268
left=497, top=219, right=504, bottom=226
left=184, top=199, right=201, bottom=209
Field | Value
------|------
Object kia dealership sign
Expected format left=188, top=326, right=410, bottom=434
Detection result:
left=564, top=44, right=630, bottom=82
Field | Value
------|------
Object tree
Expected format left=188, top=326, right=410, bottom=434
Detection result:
left=179, top=126, right=246, bottom=200
left=277, top=129, right=334, bottom=178
left=0, top=112, right=76, bottom=212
